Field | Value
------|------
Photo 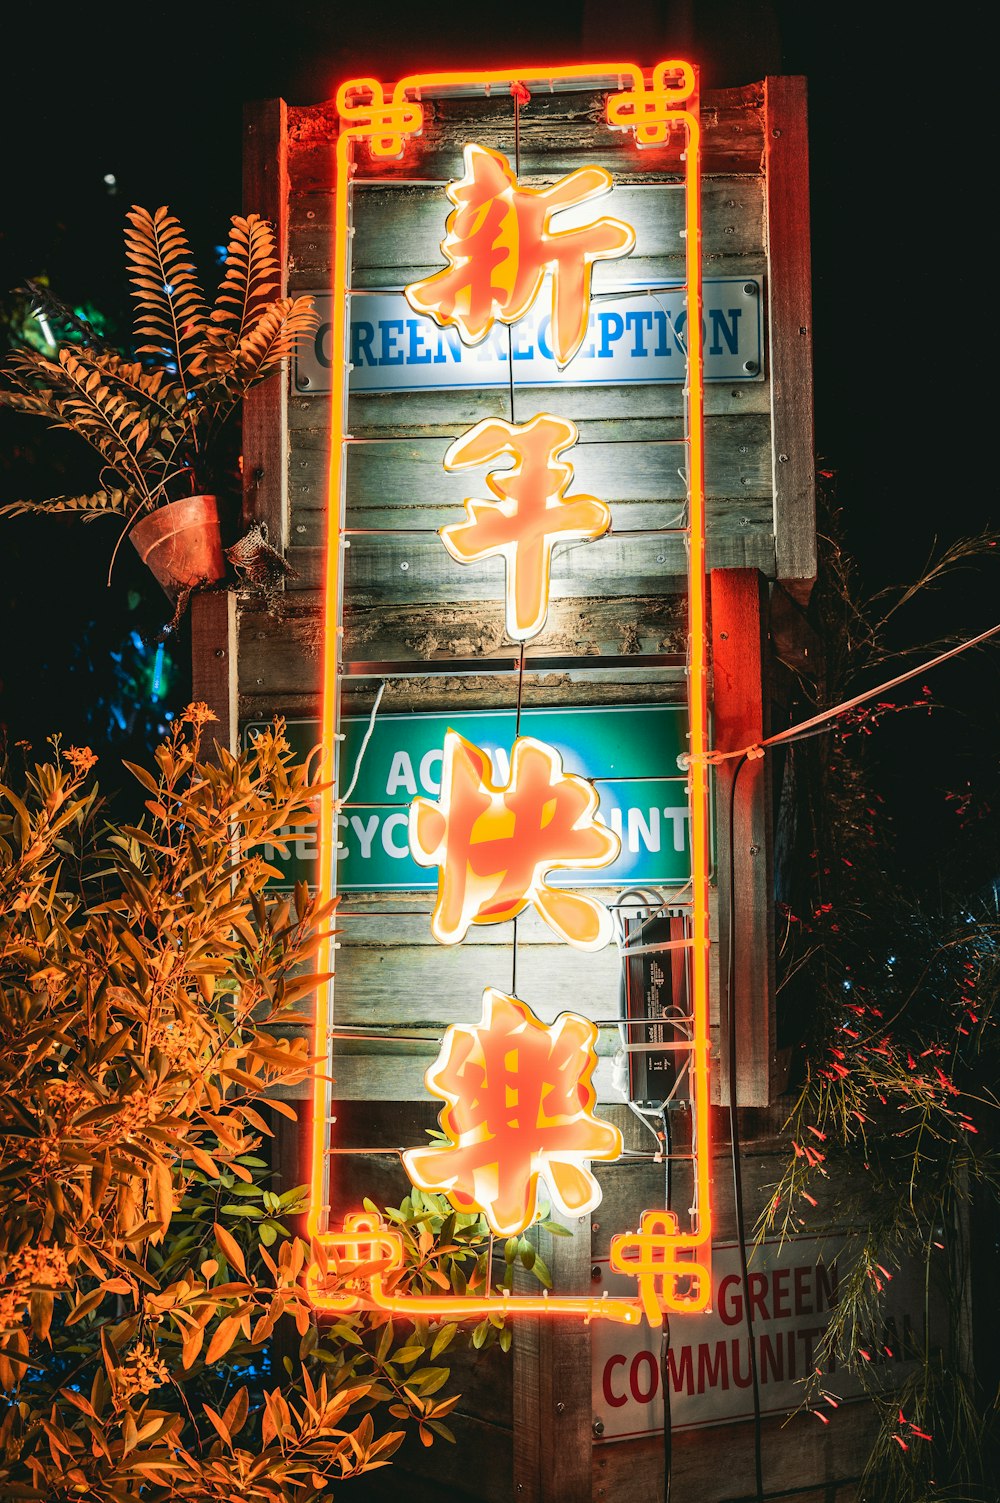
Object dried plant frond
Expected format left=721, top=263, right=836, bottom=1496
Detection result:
left=0, top=380, right=61, bottom=419
left=95, top=351, right=189, bottom=421
left=0, top=489, right=133, bottom=520
left=0, top=204, right=315, bottom=585
left=20, top=277, right=113, bottom=352
left=4, top=345, right=73, bottom=391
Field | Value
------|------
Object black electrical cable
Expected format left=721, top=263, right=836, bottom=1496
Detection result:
left=660, top=1311, right=672, bottom=1502
left=660, top=1101, right=673, bottom=1503
left=727, top=752, right=765, bottom=1503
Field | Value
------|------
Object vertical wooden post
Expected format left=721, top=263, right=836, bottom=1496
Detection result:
left=765, top=76, right=815, bottom=598
left=513, top=1210, right=594, bottom=1502
left=242, top=99, right=290, bottom=556
left=241, top=100, right=304, bottom=1375
left=190, top=591, right=238, bottom=754
left=711, top=568, right=774, bottom=1106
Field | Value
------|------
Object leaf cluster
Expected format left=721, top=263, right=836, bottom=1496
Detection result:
left=759, top=482, right=1000, bottom=1499
left=0, top=207, right=317, bottom=529
left=376, top=1184, right=561, bottom=1355
left=0, top=713, right=479, bottom=1500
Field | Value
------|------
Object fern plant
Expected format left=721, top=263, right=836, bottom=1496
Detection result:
left=0, top=206, right=316, bottom=564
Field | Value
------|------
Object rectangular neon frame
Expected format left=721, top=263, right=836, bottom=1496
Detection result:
left=310, top=59, right=711, bottom=1324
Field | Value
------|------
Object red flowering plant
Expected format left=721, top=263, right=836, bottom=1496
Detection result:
left=759, top=487, right=1000, bottom=1501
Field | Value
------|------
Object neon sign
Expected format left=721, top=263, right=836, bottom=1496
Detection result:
left=610, top=1210, right=712, bottom=1319
left=404, top=144, right=635, bottom=368
left=403, top=988, right=623, bottom=1237
left=439, top=414, right=611, bottom=642
left=314, top=58, right=712, bottom=1325
left=409, top=729, right=619, bottom=949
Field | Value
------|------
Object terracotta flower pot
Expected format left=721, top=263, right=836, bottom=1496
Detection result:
left=129, top=494, right=226, bottom=599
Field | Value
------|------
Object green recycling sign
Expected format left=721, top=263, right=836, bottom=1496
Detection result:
left=245, top=705, right=696, bottom=892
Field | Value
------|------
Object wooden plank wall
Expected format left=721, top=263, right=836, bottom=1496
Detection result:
left=591, top=1107, right=874, bottom=1503
left=262, top=77, right=776, bottom=698
left=231, top=73, right=830, bottom=1503
left=242, top=77, right=791, bottom=1105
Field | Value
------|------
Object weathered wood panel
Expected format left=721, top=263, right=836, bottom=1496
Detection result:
left=285, top=528, right=775, bottom=592
left=239, top=666, right=691, bottom=723
left=337, top=532, right=694, bottom=600
left=242, top=99, right=290, bottom=552
left=294, top=505, right=773, bottom=580
left=287, top=83, right=767, bottom=191
left=335, top=377, right=772, bottom=434
left=323, top=1054, right=648, bottom=1104
left=514, top=1207, right=595, bottom=1502
left=190, top=591, right=238, bottom=754
left=239, top=592, right=689, bottom=679
left=290, top=415, right=774, bottom=514
left=283, top=403, right=778, bottom=588
left=331, top=925, right=621, bottom=1027
left=592, top=1102, right=864, bottom=1255
left=291, top=179, right=763, bottom=284
left=275, top=893, right=723, bottom=1104
left=595, top=1408, right=873, bottom=1503
left=765, top=76, right=816, bottom=594
left=237, top=637, right=691, bottom=719
left=324, top=1026, right=712, bottom=1107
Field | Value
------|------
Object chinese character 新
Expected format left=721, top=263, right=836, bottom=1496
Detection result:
left=403, top=987, right=623, bottom=1237
left=441, top=413, right=611, bottom=641
left=409, top=730, right=620, bottom=950
left=405, top=143, right=635, bottom=368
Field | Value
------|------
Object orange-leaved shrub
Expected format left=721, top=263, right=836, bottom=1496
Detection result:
left=0, top=708, right=468, bottom=1500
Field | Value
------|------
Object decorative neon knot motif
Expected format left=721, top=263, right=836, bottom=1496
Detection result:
left=441, top=413, right=611, bottom=641
left=606, top=60, right=697, bottom=146
left=403, top=988, right=623, bottom=1237
left=409, top=730, right=620, bottom=950
left=609, top=1209, right=711, bottom=1318
left=404, top=144, right=635, bottom=368
left=306, top=1215, right=404, bottom=1312
left=335, top=78, right=423, bottom=158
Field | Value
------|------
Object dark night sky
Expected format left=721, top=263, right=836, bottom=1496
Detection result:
left=0, top=2, right=994, bottom=883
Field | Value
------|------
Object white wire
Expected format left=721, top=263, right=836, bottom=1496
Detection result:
left=338, top=681, right=385, bottom=803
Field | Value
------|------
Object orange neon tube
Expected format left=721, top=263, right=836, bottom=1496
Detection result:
left=335, top=62, right=696, bottom=161
left=678, top=93, right=714, bottom=1285
left=306, top=1216, right=642, bottom=1323
left=313, top=59, right=709, bottom=1322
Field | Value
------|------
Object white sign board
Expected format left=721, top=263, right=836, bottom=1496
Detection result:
left=295, top=280, right=762, bottom=394
left=592, top=1236, right=931, bottom=1441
